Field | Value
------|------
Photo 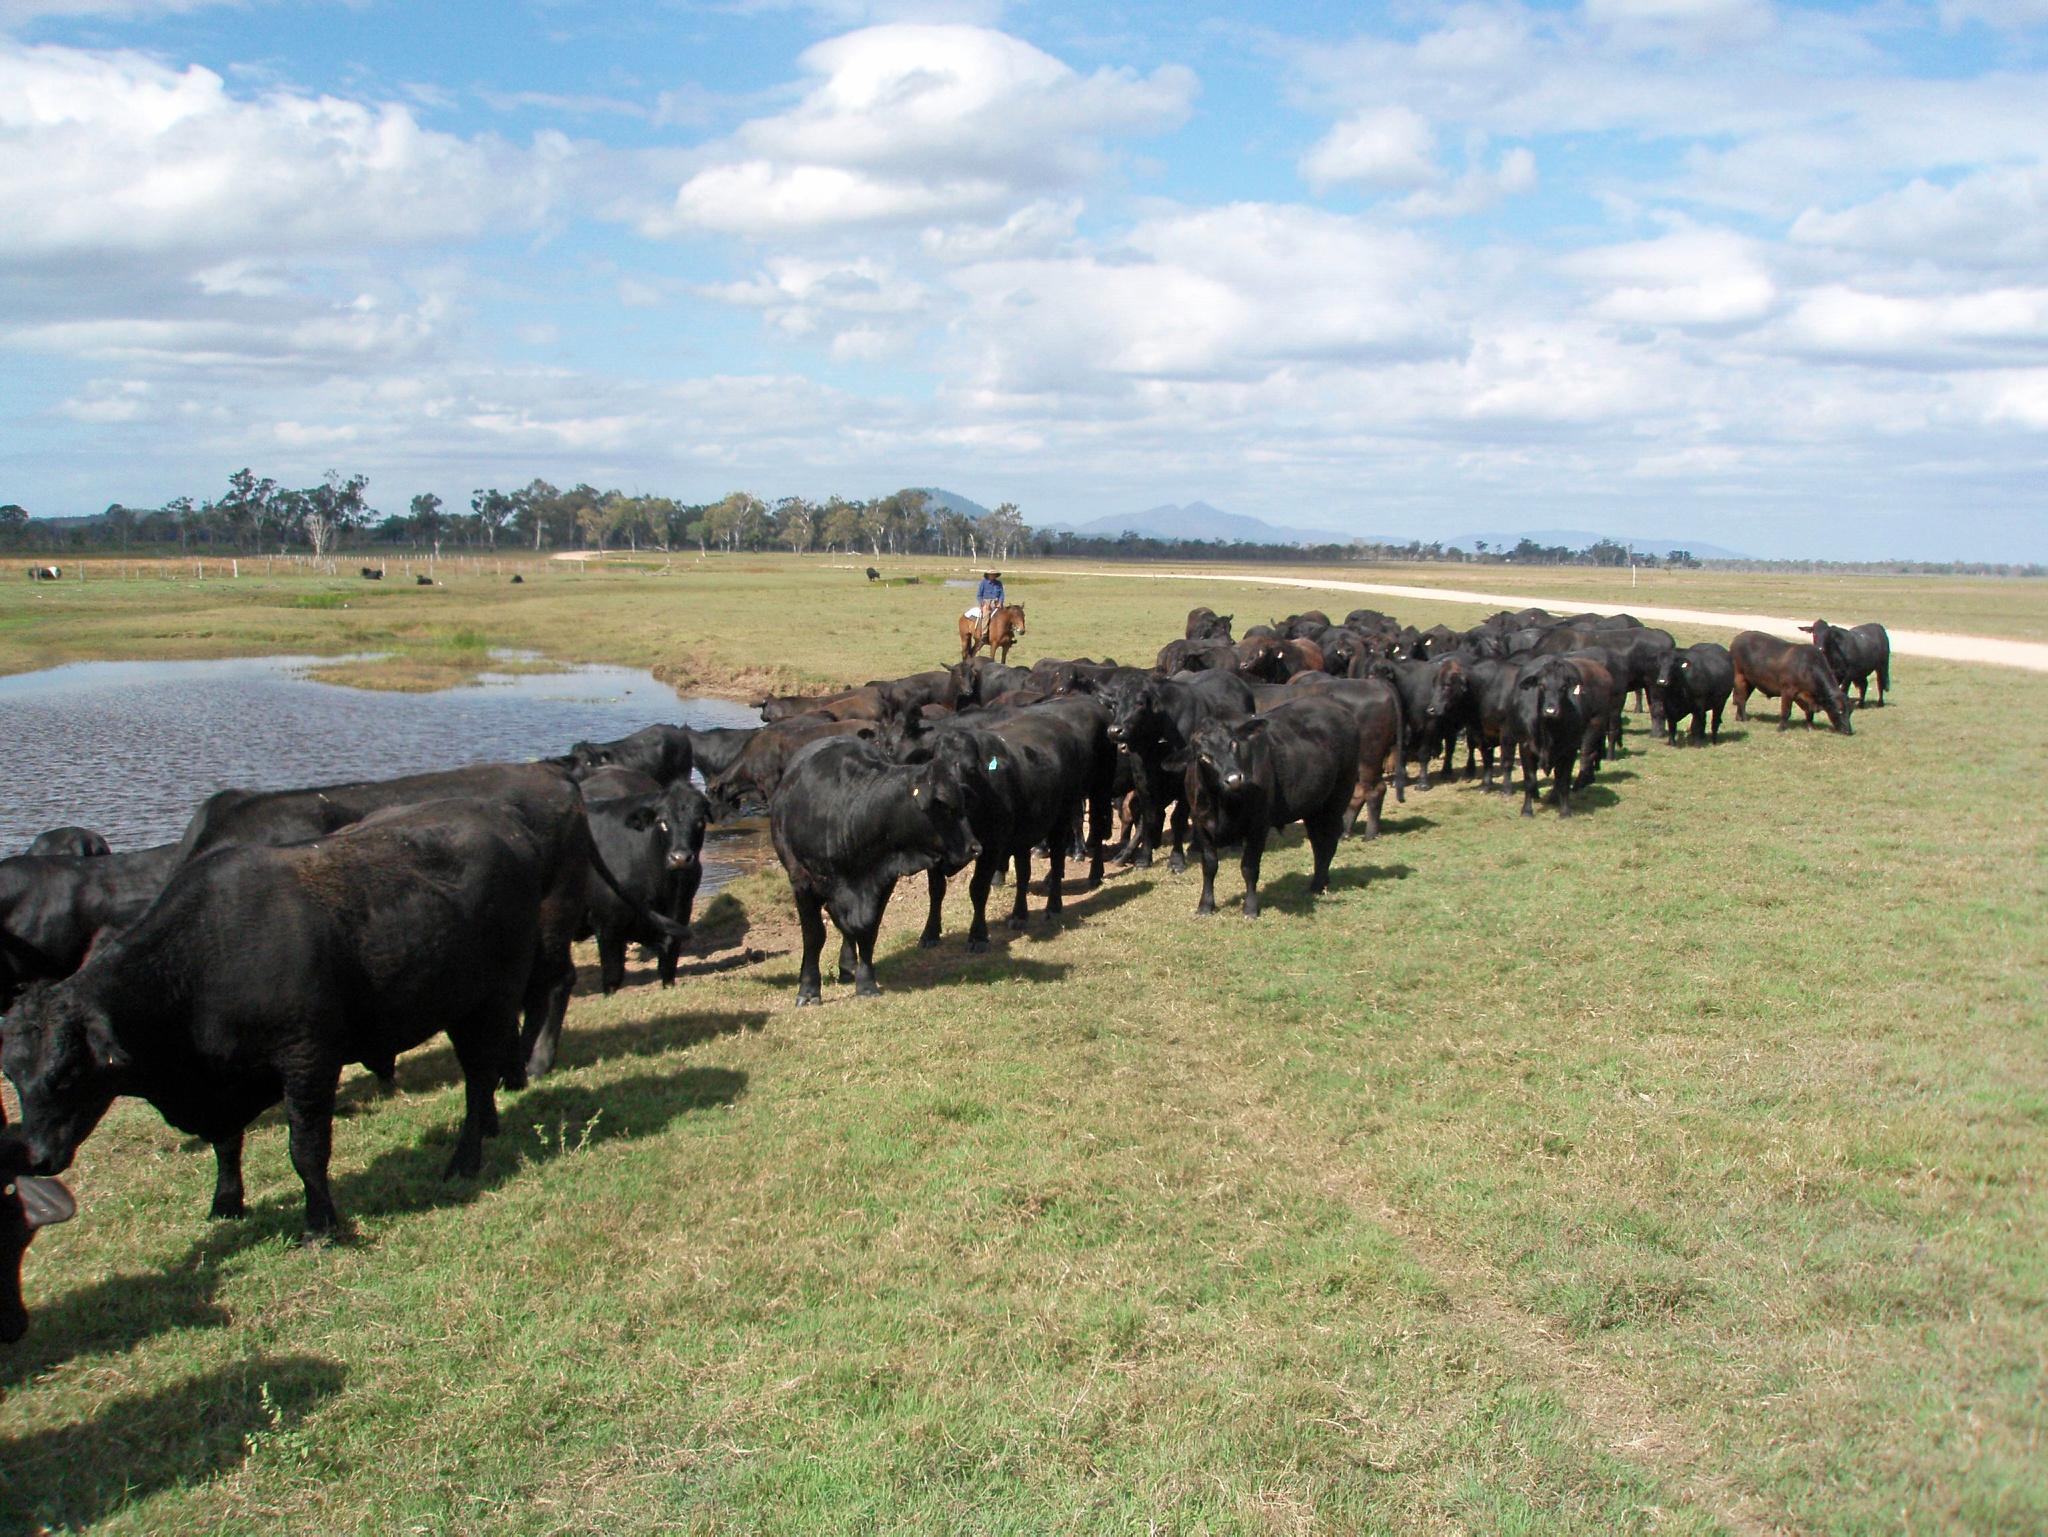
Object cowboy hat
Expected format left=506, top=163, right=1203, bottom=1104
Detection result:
left=982, top=570, right=1002, bottom=577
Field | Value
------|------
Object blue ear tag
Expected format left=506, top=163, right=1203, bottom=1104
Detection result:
left=988, top=756, right=1003, bottom=772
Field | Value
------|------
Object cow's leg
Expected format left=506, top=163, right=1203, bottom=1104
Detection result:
left=1006, top=848, right=1032, bottom=930
left=209, top=1131, right=247, bottom=1219
left=1438, top=732, right=1456, bottom=783
left=1043, top=834, right=1067, bottom=917
left=1520, top=743, right=1539, bottom=817
left=1710, top=704, right=1723, bottom=742
left=836, top=930, right=857, bottom=983
left=849, top=888, right=891, bottom=997
left=519, top=942, right=575, bottom=1080
left=1194, top=828, right=1219, bottom=915
left=1732, top=673, right=1752, bottom=720
left=1778, top=695, right=1793, bottom=731
left=794, top=888, right=827, bottom=1006
left=965, top=852, right=997, bottom=952
left=445, top=1020, right=505, bottom=1180
left=919, top=868, right=946, bottom=948
left=596, top=927, right=626, bottom=995
left=1306, top=808, right=1341, bottom=896
left=283, top=1076, right=342, bottom=1236
left=1415, top=735, right=1432, bottom=791
left=1084, top=785, right=1107, bottom=888
left=1240, top=826, right=1268, bottom=918
left=1167, top=799, right=1189, bottom=874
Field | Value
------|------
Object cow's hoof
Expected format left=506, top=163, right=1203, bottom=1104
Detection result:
left=443, top=1150, right=482, bottom=1181
left=795, top=992, right=822, bottom=1008
left=836, top=969, right=855, bottom=984
left=918, top=932, right=941, bottom=949
left=209, top=1196, right=247, bottom=1221
left=1168, top=854, right=1186, bottom=875
left=966, top=937, right=990, bottom=953
left=1005, top=914, right=1027, bottom=931
left=854, top=980, right=883, bottom=998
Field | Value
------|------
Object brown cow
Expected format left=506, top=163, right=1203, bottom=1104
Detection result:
left=1731, top=631, right=1853, bottom=734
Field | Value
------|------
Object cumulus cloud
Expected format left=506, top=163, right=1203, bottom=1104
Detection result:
left=649, top=24, right=1193, bottom=238
left=1791, top=164, right=2048, bottom=271
left=0, top=42, right=570, bottom=263
left=1299, top=107, right=1438, bottom=191
left=1776, top=286, right=2048, bottom=367
left=1564, top=225, right=1777, bottom=326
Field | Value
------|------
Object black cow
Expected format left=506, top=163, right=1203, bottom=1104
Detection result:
left=1802, top=619, right=1892, bottom=707
left=912, top=696, right=1113, bottom=950
left=1262, top=675, right=1406, bottom=837
left=24, top=826, right=111, bottom=859
left=173, top=759, right=679, bottom=1079
left=360, top=566, right=384, bottom=580
left=2, top=1119, right=76, bottom=1344
left=415, top=574, right=434, bottom=586
left=1366, top=659, right=1448, bottom=788
left=1652, top=644, right=1735, bottom=746
left=3, top=800, right=545, bottom=1235
left=1731, top=632, right=1853, bottom=733
left=705, top=716, right=875, bottom=818
left=1185, top=607, right=1234, bottom=642
left=579, top=767, right=710, bottom=992
left=1453, top=659, right=1524, bottom=792
left=1182, top=695, right=1361, bottom=918
left=865, top=566, right=880, bottom=582
left=770, top=737, right=979, bottom=1004
left=1510, top=656, right=1616, bottom=817
left=567, top=723, right=695, bottom=786
left=510, top=574, right=525, bottom=584
left=1583, top=627, right=1676, bottom=721
left=1102, top=671, right=1255, bottom=870
left=678, top=725, right=760, bottom=781
left=0, top=844, right=181, bottom=1010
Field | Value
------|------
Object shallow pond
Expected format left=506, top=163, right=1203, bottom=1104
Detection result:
left=0, top=656, right=764, bottom=891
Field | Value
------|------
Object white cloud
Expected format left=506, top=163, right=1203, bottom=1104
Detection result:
left=1300, top=106, right=1438, bottom=191
left=0, top=0, right=231, bottom=20
left=1565, top=225, right=1777, bottom=326
left=651, top=24, right=1193, bottom=237
left=1777, top=286, right=2048, bottom=365
left=1399, top=145, right=1537, bottom=218
left=0, top=42, right=570, bottom=263
left=1790, top=164, right=2048, bottom=271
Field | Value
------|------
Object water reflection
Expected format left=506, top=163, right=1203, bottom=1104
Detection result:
left=0, top=656, right=764, bottom=891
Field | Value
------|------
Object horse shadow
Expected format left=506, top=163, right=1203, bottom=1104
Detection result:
left=1, top=1356, right=347, bottom=1532
left=1258, top=862, right=1416, bottom=916
left=4, top=1070, right=745, bottom=1387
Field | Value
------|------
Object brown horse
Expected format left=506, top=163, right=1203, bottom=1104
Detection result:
left=959, top=603, right=1027, bottom=663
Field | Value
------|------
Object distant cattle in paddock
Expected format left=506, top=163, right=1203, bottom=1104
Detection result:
left=360, top=566, right=384, bottom=580
left=416, top=574, right=435, bottom=586
left=25, top=566, right=59, bottom=581
left=1653, top=644, right=1735, bottom=746
left=1183, top=694, right=1362, bottom=918
left=24, top=827, right=110, bottom=859
left=3, top=799, right=547, bottom=1236
left=770, top=735, right=980, bottom=1004
left=510, top=574, right=524, bottom=584
left=1731, top=632, right=1853, bottom=734
left=1802, top=619, right=1892, bottom=708
left=865, top=566, right=880, bottom=582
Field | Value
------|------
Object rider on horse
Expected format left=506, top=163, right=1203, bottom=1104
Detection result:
left=975, top=570, right=1004, bottom=647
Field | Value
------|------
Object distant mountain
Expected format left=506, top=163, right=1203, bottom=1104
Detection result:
left=1044, top=502, right=1369, bottom=546
left=1454, top=528, right=1751, bottom=560
left=919, top=488, right=993, bottom=521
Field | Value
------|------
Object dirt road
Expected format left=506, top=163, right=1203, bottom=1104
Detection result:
left=1072, top=569, right=2048, bottom=674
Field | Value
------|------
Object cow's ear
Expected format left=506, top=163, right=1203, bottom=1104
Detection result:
left=623, top=805, right=659, bottom=831
left=1518, top=673, right=1541, bottom=689
left=1235, top=716, right=1269, bottom=738
left=84, top=1011, right=127, bottom=1071
left=1162, top=750, right=1192, bottom=772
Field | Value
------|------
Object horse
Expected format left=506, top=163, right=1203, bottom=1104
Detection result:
left=959, top=603, right=1027, bottom=663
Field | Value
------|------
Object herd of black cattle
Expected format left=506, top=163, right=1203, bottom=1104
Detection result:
left=0, top=600, right=1893, bottom=1344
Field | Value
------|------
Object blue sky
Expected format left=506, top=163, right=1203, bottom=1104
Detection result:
left=2, top=0, right=2045, bottom=560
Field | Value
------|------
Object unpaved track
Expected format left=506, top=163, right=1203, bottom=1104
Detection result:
left=1068, top=569, right=2048, bottom=674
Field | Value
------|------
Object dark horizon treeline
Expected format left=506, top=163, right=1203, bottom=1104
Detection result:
left=3, top=471, right=2042, bottom=577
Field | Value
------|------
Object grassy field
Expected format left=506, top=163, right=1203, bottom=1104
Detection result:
left=3, top=557, right=2045, bottom=1534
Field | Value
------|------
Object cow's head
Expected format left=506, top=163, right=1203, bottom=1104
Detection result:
left=1105, top=682, right=1159, bottom=746
left=1427, top=658, right=1469, bottom=720
left=906, top=752, right=982, bottom=873
left=566, top=740, right=614, bottom=778
left=1188, top=714, right=1268, bottom=794
left=1, top=984, right=125, bottom=1179
left=1517, top=659, right=1582, bottom=723
left=1653, top=651, right=1685, bottom=692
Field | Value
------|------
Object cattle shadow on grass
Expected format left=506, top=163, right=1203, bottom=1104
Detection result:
left=6, top=1070, right=747, bottom=1380
left=0, top=1355, right=346, bottom=1532
left=1255, top=862, right=1416, bottom=916
left=1369, top=813, right=1436, bottom=835
left=554, top=1008, right=770, bottom=1070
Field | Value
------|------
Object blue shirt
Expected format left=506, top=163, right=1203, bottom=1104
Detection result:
left=977, top=578, right=1004, bottom=603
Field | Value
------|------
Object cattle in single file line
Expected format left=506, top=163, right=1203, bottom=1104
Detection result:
left=3, top=799, right=547, bottom=1236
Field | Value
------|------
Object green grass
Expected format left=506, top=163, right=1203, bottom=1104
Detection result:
left=2, top=557, right=2045, bottom=1533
